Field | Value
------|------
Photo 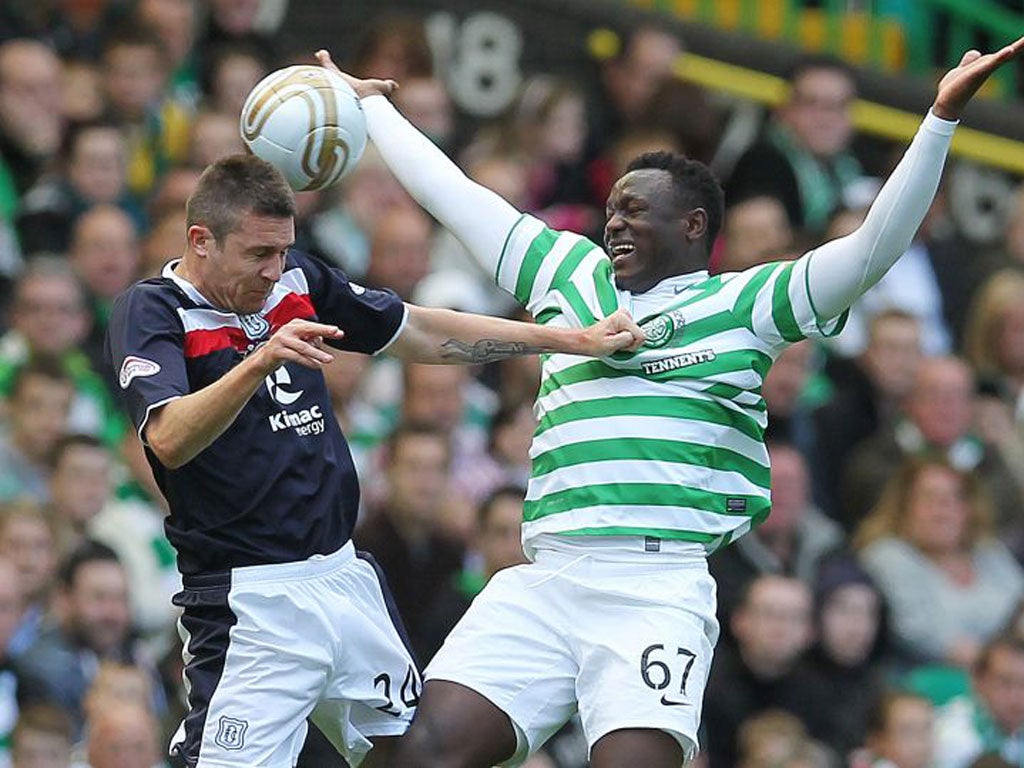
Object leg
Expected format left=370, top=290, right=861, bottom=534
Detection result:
left=590, top=728, right=684, bottom=768
left=392, top=680, right=517, bottom=768
left=360, top=736, right=399, bottom=768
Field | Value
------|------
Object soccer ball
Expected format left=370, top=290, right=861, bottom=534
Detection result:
left=240, top=65, right=368, bottom=192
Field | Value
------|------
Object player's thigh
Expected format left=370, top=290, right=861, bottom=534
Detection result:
left=173, top=580, right=333, bottom=768
left=422, top=563, right=580, bottom=765
left=314, top=553, right=420, bottom=765
left=590, top=728, right=684, bottom=768
left=575, top=564, right=717, bottom=763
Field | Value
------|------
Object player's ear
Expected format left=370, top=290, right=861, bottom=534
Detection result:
left=188, top=225, right=214, bottom=258
left=683, top=208, right=708, bottom=241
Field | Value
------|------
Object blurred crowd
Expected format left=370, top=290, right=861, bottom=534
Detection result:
left=3, top=2, right=1024, bottom=768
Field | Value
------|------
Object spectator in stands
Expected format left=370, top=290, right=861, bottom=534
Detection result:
left=509, top=76, right=596, bottom=233
left=83, top=703, right=160, bottom=768
left=11, top=704, right=74, bottom=768
left=361, top=205, right=433, bottom=301
left=136, top=0, right=200, bottom=109
left=857, top=690, right=934, bottom=768
left=60, top=59, right=104, bottom=124
left=0, top=39, right=63, bottom=206
left=590, top=25, right=682, bottom=151
left=147, top=166, right=202, bottom=222
left=0, top=258, right=127, bottom=451
left=709, top=442, right=843, bottom=632
left=933, top=634, right=1024, bottom=767
left=188, top=110, right=245, bottom=168
left=815, top=310, right=923, bottom=526
left=855, top=458, right=1024, bottom=669
left=140, top=210, right=186, bottom=279
left=68, top=204, right=141, bottom=385
left=393, top=76, right=455, bottom=152
left=415, top=485, right=528, bottom=665
left=354, top=424, right=464, bottom=652
left=761, top=341, right=820, bottom=461
left=964, top=269, right=1024, bottom=424
left=48, top=435, right=178, bottom=642
left=17, top=542, right=158, bottom=736
left=348, top=12, right=433, bottom=80
left=703, top=575, right=818, bottom=768
left=801, top=555, right=887, bottom=760
left=727, top=55, right=863, bottom=238
left=0, top=502, right=57, bottom=656
left=101, top=24, right=191, bottom=198
left=736, top=710, right=835, bottom=768
left=195, top=0, right=278, bottom=90
left=0, top=357, right=74, bottom=504
left=17, top=120, right=145, bottom=255
left=310, top=146, right=417, bottom=275
left=843, top=356, right=1023, bottom=534
left=718, top=194, right=795, bottom=273
left=203, top=43, right=268, bottom=119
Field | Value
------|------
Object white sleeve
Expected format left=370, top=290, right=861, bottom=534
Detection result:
left=805, top=110, right=957, bottom=319
left=361, top=94, right=521, bottom=279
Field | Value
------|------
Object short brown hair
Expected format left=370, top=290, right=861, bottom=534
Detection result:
left=13, top=704, right=74, bottom=746
left=186, top=154, right=296, bottom=242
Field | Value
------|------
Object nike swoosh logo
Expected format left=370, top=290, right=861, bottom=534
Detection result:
left=673, top=286, right=686, bottom=294
left=660, top=696, right=690, bottom=707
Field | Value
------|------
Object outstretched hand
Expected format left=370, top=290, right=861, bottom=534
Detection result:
left=933, top=35, right=1024, bottom=120
left=315, top=49, right=398, bottom=99
left=583, top=309, right=646, bottom=356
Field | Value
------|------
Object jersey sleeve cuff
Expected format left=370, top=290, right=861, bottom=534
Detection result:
left=924, top=109, right=959, bottom=135
left=374, top=304, right=409, bottom=356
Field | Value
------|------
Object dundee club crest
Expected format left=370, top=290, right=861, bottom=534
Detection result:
left=215, top=716, right=248, bottom=750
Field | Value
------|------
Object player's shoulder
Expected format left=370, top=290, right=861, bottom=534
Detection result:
left=113, top=276, right=189, bottom=325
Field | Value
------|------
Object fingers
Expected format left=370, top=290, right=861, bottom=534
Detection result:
left=315, top=49, right=339, bottom=72
left=958, top=50, right=982, bottom=67
left=286, top=320, right=344, bottom=339
left=281, top=334, right=335, bottom=366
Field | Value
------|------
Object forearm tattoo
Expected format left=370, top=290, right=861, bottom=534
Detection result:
left=439, top=338, right=549, bottom=363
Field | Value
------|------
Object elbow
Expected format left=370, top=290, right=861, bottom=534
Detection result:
left=145, top=428, right=188, bottom=470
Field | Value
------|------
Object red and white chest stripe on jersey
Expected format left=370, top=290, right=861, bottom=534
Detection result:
left=178, top=268, right=316, bottom=358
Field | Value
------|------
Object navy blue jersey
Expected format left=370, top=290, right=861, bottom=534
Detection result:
left=105, top=251, right=406, bottom=576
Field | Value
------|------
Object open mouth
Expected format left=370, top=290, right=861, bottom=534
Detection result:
left=609, top=242, right=635, bottom=266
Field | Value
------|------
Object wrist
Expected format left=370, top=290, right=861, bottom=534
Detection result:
left=930, top=101, right=959, bottom=121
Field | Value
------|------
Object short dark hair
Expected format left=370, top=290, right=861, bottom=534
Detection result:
left=478, top=485, right=526, bottom=528
left=186, top=154, right=296, bottom=242
left=50, top=433, right=106, bottom=471
left=58, top=540, right=121, bottom=590
left=785, top=53, right=856, bottom=89
left=975, top=632, right=1024, bottom=676
left=10, top=354, right=72, bottom=400
left=13, top=704, right=74, bottom=745
left=864, top=689, right=930, bottom=738
left=625, top=151, right=724, bottom=249
left=385, top=421, right=452, bottom=467
left=101, top=21, right=168, bottom=66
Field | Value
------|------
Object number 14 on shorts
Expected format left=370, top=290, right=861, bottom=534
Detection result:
left=640, top=644, right=697, bottom=707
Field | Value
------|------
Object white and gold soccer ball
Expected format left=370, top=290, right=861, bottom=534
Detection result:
left=239, top=65, right=367, bottom=191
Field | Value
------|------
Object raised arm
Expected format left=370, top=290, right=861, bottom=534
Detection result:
left=806, top=38, right=1024, bottom=319
left=316, top=50, right=519, bottom=277
left=387, top=305, right=644, bottom=364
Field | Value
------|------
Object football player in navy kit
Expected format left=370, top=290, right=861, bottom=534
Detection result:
left=105, top=154, right=644, bottom=768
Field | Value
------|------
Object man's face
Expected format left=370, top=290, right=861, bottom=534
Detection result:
left=0, top=42, right=63, bottom=157
left=11, top=375, right=73, bottom=463
left=760, top=446, right=808, bottom=534
left=722, top=196, right=792, bottom=272
left=51, top=445, right=113, bottom=529
left=819, top=583, right=880, bottom=667
left=863, top=316, right=922, bottom=400
left=71, top=208, right=139, bottom=299
left=402, top=364, right=466, bottom=433
left=103, top=44, right=165, bottom=122
left=386, top=434, right=449, bottom=529
left=0, top=516, right=56, bottom=604
left=732, top=578, right=813, bottom=675
left=366, top=208, right=432, bottom=301
left=193, top=213, right=294, bottom=314
left=604, top=169, right=688, bottom=292
left=0, top=561, right=22, bottom=652
left=873, top=698, right=933, bottom=768
left=69, top=128, right=127, bottom=204
left=13, top=275, right=88, bottom=354
left=479, top=496, right=527, bottom=577
left=907, top=360, right=974, bottom=447
left=976, top=646, right=1024, bottom=735
left=66, top=561, right=131, bottom=657
left=783, top=68, right=855, bottom=158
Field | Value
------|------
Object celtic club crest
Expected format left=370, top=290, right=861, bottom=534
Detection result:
left=640, top=310, right=685, bottom=349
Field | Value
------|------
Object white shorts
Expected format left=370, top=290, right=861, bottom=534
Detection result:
left=425, top=538, right=720, bottom=765
left=170, top=542, right=418, bottom=768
